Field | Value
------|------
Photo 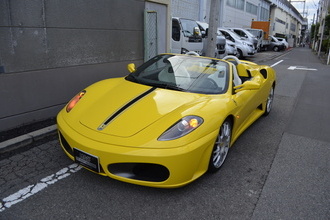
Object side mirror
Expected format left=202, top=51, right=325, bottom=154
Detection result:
left=234, top=81, right=260, bottom=93
left=193, top=27, right=201, bottom=37
left=127, top=63, right=136, bottom=73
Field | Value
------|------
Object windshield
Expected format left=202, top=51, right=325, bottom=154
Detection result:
left=126, top=55, right=229, bottom=95
left=244, top=30, right=255, bottom=38
left=247, top=29, right=262, bottom=38
left=180, top=19, right=200, bottom=37
left=227, top=29, right=243, bottom=40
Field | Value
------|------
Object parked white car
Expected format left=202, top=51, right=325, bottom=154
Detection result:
left=228, top=27, right=258, bottom=53
left=275, top=37, right=289, bottom=49
left=218, top=28, right=255, bottom=59
left=225, top=40, right=237, bottom=56
left=217, top=30, right=237, bottom=56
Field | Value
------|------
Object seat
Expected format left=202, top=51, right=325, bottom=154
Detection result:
left=230, top=63, right=242, bottom=86
left=158, top=65, right=175, bottom=84
left=174, top=65, right=191, bottom=87
left=236, top=63, right=251, bottom=77
left=236, top=63, right=252, bottom=83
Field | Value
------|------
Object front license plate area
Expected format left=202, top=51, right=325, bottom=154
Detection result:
left=73, top=148, right=100, bottom=173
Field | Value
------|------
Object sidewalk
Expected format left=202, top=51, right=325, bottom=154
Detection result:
left=0, top=48, right=295, bottom=156
left=251, top=47, right=330, bottom=219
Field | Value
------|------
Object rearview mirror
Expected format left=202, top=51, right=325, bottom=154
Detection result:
left=234, top=80, right=260, bottom=93
left=127, top=63, right=136, bottom=73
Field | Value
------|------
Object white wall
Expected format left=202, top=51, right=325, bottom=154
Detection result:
left=171, top=0, right=201, bottom=20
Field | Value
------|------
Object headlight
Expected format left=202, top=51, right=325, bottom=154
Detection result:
left=158, top=116, right=203, bottom=141
left=181, top=48, right=190, bottom=54
left=66, top=90, right=86, bottom=112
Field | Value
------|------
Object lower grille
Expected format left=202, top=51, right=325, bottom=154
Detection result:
left=108, top=163, right=170, bottom=182
left=58, top=131, right=73, bottom=156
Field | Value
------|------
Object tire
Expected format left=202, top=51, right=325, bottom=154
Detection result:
left=236, top=49, right=243, bottom=59
left=273, top=46, right=279, bottom=52
left=264, top=85, right=275, bottom=116
left=208, top=119, right=232, bottom=173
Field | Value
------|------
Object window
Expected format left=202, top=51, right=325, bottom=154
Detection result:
left=233, top=30, right=244, bottom=37
left=172, top=19, right=180, bottom=41
left=227, top=0, right=236, bottom=8
left=275, top=17, right=286, bottom=25
left=237, top=0, right=245, bottom=10
left=246, top=2, right=258, bottom=15
left=227, top=0, right=245, bottom=11
left=260, top=7, right=269, bottom=21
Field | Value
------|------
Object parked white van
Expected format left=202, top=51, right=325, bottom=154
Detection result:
left=171, top=17, right=203, bottom=55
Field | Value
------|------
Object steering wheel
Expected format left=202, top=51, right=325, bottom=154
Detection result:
left=186, top=51, right=200, bottom=56
left=222, top=55, right=241, bottom=64
left=202, top=78, right=218, bottom=90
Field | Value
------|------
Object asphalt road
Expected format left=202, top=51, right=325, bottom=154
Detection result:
left=0, top=48, right=329, bottom=220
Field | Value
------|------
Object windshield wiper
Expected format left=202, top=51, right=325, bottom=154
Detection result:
left=151, top=82, right=185, bottom=91
left=126, top=74, right=140, bottom=83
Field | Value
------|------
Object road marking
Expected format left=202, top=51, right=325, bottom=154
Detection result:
left=288, top=66, right=317, bottom=71
left=0, top=163, right=81, bottom=212
left=271, top=60, right=283, bottom=67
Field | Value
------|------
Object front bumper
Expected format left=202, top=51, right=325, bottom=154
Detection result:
left=57, top=113, right=218, bottom=188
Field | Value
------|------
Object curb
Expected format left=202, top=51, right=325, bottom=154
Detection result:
left=0, top=124, right=57, bottom=154
left=256, top=48, right=292, bottom=63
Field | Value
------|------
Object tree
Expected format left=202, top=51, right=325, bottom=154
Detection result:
left=311, top=23, right=320, bottom=41
left=325, top=14, right=330, bottom=33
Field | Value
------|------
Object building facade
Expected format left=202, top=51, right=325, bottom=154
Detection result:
left=171, top=0, right=304, bottom=46
left=269, top=0, right=305, bottom=47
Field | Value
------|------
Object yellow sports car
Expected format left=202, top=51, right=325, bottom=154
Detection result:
left=57, top=54, right=276, bottom=188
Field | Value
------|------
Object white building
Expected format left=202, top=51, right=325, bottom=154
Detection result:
left=170, top=0, right=305, bottom=46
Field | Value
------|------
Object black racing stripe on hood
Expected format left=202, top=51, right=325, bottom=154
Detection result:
left=97, top=87, right=157, bottom=131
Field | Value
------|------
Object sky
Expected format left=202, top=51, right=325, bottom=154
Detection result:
left=290, top=0, right=320, bottom=24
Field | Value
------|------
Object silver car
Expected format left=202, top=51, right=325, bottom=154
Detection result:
left=229, top=27, right=258, bottom=52
left=218, top=28, right=255, bottom=59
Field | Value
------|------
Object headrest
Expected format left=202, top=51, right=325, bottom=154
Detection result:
left=236, top=63, right=251, bottom=77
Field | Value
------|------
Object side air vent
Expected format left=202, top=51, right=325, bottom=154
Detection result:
left=260, top=69, right=267, bottom=79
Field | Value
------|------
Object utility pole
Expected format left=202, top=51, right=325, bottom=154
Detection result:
left=205, top=0, right=221, bottom=57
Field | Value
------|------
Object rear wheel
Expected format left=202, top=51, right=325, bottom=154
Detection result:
left=208, top=119, right=232, bottom=173
left=273, top=46, right=279, bottom=52
left=264, top=86, right=275, bottom=116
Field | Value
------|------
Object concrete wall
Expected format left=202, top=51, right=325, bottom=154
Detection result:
left=171, top=0, right=201, bottom=20
left=0, top=0, right=145, bottom=132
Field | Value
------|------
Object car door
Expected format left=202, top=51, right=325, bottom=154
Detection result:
left=231, top=74, right=264, bottom=132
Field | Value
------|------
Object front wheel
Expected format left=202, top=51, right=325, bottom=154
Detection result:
left=208, top=119, right=232, bottom=173
left=236, top=49, right=243, bottom=59
left=264, top=86, right=275, bottom=116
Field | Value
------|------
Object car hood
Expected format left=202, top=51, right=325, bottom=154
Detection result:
left=79, top=79, right=206, bottom=137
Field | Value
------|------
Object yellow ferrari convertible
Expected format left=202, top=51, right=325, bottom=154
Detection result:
left=57, top=54, right=276, bottom=188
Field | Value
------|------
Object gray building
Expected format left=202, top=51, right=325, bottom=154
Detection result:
left=0, top=0, right=147, bottom=132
